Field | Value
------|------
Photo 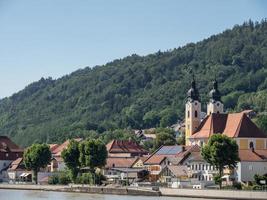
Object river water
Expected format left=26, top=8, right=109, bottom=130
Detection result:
left=0, top=189, right=219, bottom=200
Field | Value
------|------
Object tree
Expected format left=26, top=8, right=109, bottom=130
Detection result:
left=201, top=134, right=239, bottom=188
left=61, top=139, right=80, bottom=182
left=79, top=139, right=107, bottom=172
left=153, top=128, right=176, bottom=150
left=23, top=143, right=51, bottom=184
left=255, top=114, right=267, bottom=135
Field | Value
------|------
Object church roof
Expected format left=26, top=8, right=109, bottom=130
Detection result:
left=190, top=112, right=267, bottom=139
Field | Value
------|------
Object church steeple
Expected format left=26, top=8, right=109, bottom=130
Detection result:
left=187, top=75, right=200, bottom=102
left=209, top=79, right=221, bottom=102
left=207, top=79, right=224, bottom=115
left=185, top=75, right=201, bottom=146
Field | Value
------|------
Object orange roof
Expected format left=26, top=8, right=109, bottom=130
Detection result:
left=51, top=138, right=82, bottom=156
left=144, top=155, right=166, bottom=165
left=239, top=149, right=267, bottom=161
left=190, top=113, right=267, bottom=139
left=106, top=157, right=137, bottom=168
left=49, top=144, right=59, bottom=152
left=106, top=140, right=148, bottom=154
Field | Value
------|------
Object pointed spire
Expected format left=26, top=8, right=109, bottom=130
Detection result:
left=209, top=79, right=221, bottom=102
left=187, top=74, right=200, bottom=102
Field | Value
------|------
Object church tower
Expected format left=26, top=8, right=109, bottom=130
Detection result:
left=207, top=80, right=223, bottom=114
left=185, top=76, right=201, bottom=146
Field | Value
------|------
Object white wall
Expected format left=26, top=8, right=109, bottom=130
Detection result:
left=237, top=161, right=267, bottom=182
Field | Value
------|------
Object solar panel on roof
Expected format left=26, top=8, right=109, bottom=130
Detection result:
left=155, top=146, right=182, bottom=155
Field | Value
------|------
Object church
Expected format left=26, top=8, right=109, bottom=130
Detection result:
left=185, top=78, right=267, bottom=150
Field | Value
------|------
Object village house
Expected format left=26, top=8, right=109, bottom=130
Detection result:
left=159, top=165, right=189, bottom=187
left=0, top=136, right=24, bottom=182
left=106, top=139, right=149, bottom=158
left=237, top=149, right=267, bottom=183
left=143, top=145, right=185, bottom=182
left=49, top=138, right=82, bottom=172
left=103, top=157, right=147, bottom=184
left=7, top=157, right=31, bottom=183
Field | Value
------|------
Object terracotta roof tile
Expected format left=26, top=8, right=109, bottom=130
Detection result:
left=238, top=150, right=266, bottom=161
left=191, top=113, right=267, bottom=139
left=106, top=157, right=137, bottom=168
left=106, top=140, right=148, bottom=154
left=144, top=155, right=166, bottom=165
left=52, top=138, right=82, bottom=156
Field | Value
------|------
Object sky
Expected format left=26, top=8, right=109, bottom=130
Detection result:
left=0, top=0, right=266, bottom=98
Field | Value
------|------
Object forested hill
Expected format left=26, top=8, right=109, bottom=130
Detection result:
left=1, top=20, right=267, bottom=146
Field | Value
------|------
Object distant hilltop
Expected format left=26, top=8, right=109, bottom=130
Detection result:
left=0, top=19, right=267, bottom=146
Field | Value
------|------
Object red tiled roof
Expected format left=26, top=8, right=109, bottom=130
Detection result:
left=106, top=140, right=148, bottom=154
left=49, top=144, right=59, bottom=152
left=51, top=138, right=82, bottom=156
left=238, top=149, right=267, bottom=161
left=0, top=136, right=23, bottom=152
left=144, top=154, right=166, bottom=165
left=190, top=113, right=267, bottom=139
left=106, top=157, right=137, bottom=168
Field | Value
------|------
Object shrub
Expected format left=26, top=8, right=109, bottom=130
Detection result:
left=58, top=172, right=71, bottom=185
left=48, top=174, right=59, bottom=185
left=48, top=172, right=71, bottom=185
left=76, top=173, right=93, bottom=185
left=233, top=182, right=242, bottom=190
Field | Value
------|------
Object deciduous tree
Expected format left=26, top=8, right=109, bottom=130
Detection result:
left=23, top=143, right=51, bottom=184
left=201, top=134, right=239, bottom=188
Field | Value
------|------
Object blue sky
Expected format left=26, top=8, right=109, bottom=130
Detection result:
left=0, top=0, right=266, bottom=98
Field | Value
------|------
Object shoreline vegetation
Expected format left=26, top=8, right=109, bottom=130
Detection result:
left=0, top=184, right=266, bottom=200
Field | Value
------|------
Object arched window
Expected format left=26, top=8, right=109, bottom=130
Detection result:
left=188, top=111, right=190, bottom=118
left=217, top=111, right=220, bottom=114
left=195, top=110, right=198, bottom=118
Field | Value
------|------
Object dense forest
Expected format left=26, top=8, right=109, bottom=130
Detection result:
left=1, top=20, right=267, bottom=146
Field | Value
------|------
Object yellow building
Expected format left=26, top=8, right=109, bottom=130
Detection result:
left=185, top=79, right=267, bottom=149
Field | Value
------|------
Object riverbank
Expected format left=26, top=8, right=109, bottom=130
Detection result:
left=0, top=184, right=266, bottom=199
left=0, top=184, right=160, bottom=196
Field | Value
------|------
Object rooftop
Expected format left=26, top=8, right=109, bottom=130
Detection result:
left=106, top=140, right=148, bottom=154
left=0, top=136, right=23, bottom=153
left=190, top=113, right=267, bottom=139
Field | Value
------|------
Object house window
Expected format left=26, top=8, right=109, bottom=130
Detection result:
left=192, top=165, right=194, bottom=170
left=199, top=164, right=201, bottom=170
left=195, top=111, right=198, bottom=118
left=202, top=164, right=204, bottom=170
left=206, top=164, right=208, bottom=170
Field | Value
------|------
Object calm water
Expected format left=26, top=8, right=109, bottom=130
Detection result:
left=0, top=189, right=220, bottom=200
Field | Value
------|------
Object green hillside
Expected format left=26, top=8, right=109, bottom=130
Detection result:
left=1, top=20, right=267, bottom=146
